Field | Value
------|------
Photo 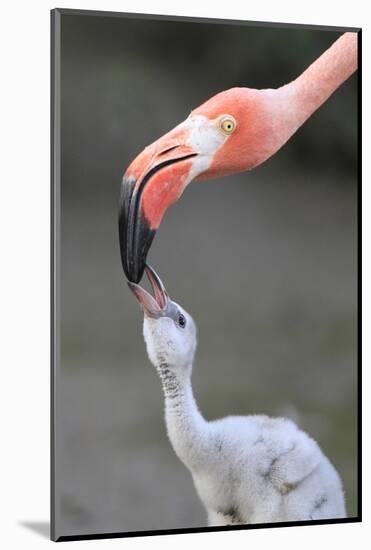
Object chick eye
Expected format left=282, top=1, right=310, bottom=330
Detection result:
left=178, top=314, right=186, bottom=328
left=219, top=116, right=236, bottom=135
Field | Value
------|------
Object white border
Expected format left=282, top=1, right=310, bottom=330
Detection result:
left=1, top=1, right=368, bottom=548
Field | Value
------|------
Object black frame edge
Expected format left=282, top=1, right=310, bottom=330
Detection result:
left=54, top=7, right=360, bottom=33
left=55, top=517, right=361, bottom=542
left=356, top=28, right=362, bottom=522
left=51, top=7, right=62, bottom=543
left=50, top=7, right=55, bottom=543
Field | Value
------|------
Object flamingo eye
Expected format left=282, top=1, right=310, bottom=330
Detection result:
left=178, top=314, right=186, bottom=328
left=219, top=116, right=236, bottom=135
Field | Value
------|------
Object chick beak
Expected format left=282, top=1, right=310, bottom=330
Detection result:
left=127, top=264, right=169, bottom=318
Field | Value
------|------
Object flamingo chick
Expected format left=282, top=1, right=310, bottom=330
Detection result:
left=128, top=265, right=346, bottom=525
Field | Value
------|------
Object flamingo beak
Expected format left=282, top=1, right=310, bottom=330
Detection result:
left=128, top=264, right=169, bottom=318
left=119, top=131, right=198, bottom=283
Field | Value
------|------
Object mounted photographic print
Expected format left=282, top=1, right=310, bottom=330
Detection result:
left=51, top=8, right=361, bottom=542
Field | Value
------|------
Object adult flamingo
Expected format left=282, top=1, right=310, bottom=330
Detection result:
left=119, top=32, right=358, bottom=283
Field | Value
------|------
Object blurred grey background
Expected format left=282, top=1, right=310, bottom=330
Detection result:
left=57, top=12, right=358, bottom=538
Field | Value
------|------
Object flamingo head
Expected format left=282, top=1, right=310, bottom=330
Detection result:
left=128, top=264, right=197, bottom=373
left=119, top=87, right=277, bottom=282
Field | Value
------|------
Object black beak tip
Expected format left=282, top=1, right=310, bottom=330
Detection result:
left=118, top=204, right=156, bottom=284
left=118, top=174, right=157, bottom=284
left=119, top=227, right=154, bottom=284
left=122, top=255, right=146, bottom=285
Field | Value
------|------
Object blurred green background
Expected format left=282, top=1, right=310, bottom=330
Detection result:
left=57, top=12, right=358, bottom=538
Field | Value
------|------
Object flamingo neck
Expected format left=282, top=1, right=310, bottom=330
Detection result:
left=157, top=364, right=211, bottom=471
left=271, top=32, right=357, bottom=148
